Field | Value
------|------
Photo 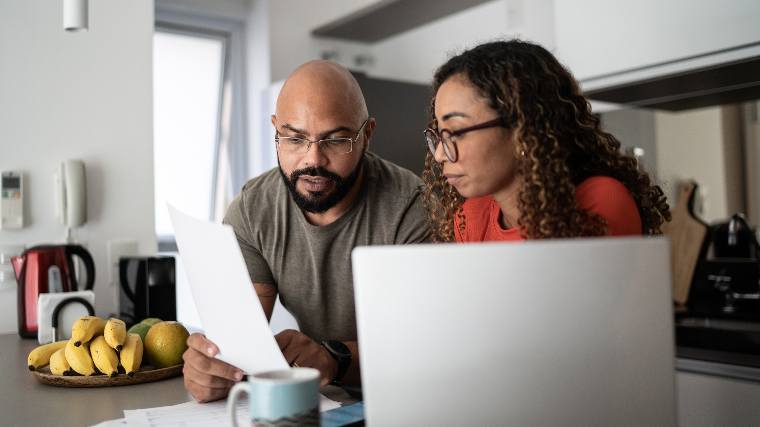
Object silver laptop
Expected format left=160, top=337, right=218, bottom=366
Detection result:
left=351, top=237, right=676, bottom=426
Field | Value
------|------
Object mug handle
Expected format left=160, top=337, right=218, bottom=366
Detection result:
left=227, top=382, right=249, bottom=427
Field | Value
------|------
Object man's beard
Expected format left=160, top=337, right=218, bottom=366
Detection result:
left=278, top=155, right=365, bottom=214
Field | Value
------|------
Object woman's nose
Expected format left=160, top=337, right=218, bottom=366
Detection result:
left=433, top=140, right=448, bottom=164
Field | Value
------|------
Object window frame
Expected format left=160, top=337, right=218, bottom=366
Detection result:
left=154, top=7, right=248, bottom=251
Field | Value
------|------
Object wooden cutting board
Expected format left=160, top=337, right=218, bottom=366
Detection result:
left=662, top=181, right=708, bottom=304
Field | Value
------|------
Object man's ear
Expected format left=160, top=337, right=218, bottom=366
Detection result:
left=363, top=117, right=377, bottom=149
left=271, top=115, right=277, bottom=128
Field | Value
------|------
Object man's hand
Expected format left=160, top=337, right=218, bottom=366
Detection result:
left=275, top=329, right=337, bottom=386
left=183, top=333, right=245, bottom=402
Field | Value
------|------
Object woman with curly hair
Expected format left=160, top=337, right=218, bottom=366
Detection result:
left=422, top=39, right=670, bottom=243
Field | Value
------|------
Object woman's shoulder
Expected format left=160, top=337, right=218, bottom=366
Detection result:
left=576, top=176, right=642, bottom=235
left=576, top=175, right=628, bottom=193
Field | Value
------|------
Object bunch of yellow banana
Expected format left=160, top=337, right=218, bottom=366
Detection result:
left=104, top=318, right=127, bottom=351
left=49, top=348, right=73, bottom=376
left=27, top=340, right=67, bottom=371
left=65, top=339, right=96, bottom=375
left=120, top=333, right=144, bottom=377
left=26, top=315, right=144, bottom=378
left=71, top=316, right=106, bottom=347
left=90, top=336, right=119, bottom=377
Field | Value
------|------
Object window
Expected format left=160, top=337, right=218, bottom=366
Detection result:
left=153, top=10, right=247, bottom=249
left=153, top=30, right=224, bottom=240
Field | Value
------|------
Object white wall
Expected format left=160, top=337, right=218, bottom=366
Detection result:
left=655, top=106, right=737, bottom=223
left=246, top=0, right=274, bottom=177
left=0, top=0, right=156, bottom=333
left=744, top=102, right=760, bottom=228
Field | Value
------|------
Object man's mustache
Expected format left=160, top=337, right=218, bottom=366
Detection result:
left=290, top=167, right=342, bottom=183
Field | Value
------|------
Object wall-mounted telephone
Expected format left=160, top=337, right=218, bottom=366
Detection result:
left=1, top=171, right=24, bottom=230
left=55, top=160, right=87, bottom=227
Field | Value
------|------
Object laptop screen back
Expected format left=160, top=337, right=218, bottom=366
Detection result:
left=352, top=237, right=675, bottom=426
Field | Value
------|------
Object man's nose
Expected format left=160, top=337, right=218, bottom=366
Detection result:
left=303, top=141, right=329, bottom=168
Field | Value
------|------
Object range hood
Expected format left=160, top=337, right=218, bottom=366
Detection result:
left=581, top=43, right=760, bottom=111
left=586, top=56, right=760, bottom=111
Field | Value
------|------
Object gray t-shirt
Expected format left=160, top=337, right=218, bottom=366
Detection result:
left=223, top=152, right=430, bottom=342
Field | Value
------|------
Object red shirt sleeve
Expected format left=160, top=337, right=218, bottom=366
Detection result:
left=575, top=176, right=642, bottom=236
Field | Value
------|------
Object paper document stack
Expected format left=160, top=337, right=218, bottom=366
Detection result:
left=92, top=396, right=341, bottom=427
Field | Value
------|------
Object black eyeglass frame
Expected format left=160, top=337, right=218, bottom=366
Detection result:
left=424, top=117, right=507, bottom=163
left=275, top=117, right=370, bottom=156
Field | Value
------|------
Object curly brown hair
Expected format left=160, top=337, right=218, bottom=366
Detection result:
left=422, top=40, right=671, bottom=242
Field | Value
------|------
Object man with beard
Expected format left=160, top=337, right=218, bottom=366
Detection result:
left=182, top=60, right=430, bottom=402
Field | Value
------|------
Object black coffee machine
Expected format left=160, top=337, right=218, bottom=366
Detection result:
left=119, top=256, right=176, bottom=326
left=688, top=214, right=760, bottom=320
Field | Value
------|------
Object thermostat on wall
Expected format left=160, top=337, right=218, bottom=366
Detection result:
left=1, top=171, right=24, bottom=230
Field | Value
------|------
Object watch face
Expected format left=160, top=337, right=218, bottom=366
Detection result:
left=324, top=340, right=351, bottom=358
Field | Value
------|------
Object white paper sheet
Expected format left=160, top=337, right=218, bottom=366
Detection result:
left=89, top=418, right=127, bottom=427
left=122, top=396, right=342, bottom=427
left=123, top=399, right=247, bottom=427
left=168, top=204, right=288, bottom=374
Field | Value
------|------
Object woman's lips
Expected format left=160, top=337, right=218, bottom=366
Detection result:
left=444, top=173, right=463, bottom=186
left=300, top=175, right=333, bottom=192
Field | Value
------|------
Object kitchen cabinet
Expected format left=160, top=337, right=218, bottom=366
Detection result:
left=311, top=0, right=494, bottom=42
left=677, top=369, right=760, bottom=426
left=554, top=0, right=760, bottom=89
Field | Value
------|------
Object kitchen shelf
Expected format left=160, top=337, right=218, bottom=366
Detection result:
left=312, top=0, right=496, bottom=43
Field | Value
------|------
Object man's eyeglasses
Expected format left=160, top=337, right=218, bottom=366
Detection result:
left=424, top=117, right=507, bottom=163
left=275, top=118, right=370, bottom=156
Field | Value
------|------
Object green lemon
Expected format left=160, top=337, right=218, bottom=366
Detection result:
left=140, top=318, right=162, bottom=326
left=144, top=321, right=189, bottom=368
left=127, top=323, right=151, bottom=343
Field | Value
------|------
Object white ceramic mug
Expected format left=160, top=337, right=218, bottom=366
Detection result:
left=228, top=367, right=320, bottom=427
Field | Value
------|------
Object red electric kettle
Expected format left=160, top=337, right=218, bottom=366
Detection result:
left=11, top=244, right=95, bottom=338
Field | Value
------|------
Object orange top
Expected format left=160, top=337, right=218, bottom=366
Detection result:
left=454, top=176, right=642, bottom=242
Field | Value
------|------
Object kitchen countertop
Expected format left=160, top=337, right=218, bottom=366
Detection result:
left=4, top=332, right=760, bottom=427
left=2, top=333, right=190, bottom=427
left=1, top=334, right=355, bottom=427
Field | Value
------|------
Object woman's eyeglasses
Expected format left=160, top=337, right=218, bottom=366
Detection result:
left=424, top=117, right=507, bottom=163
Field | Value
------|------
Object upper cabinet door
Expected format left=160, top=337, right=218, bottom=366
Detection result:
left=554, top=0, right=760, bottom=83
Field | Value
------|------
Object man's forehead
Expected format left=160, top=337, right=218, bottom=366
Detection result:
left=274, top=96, right=362, bottom=134
left=274, top=116, right=357, bottom=136
left=277, top=86, right=358, bottom=117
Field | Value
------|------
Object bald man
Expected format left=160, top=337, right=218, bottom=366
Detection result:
left=182, top=61, right=430, bottom=402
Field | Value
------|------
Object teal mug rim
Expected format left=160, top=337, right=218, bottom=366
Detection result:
left=252, top=367, right=320, bottom=383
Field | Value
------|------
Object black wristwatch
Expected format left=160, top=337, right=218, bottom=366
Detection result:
left=321, top=340, right=351, bottom=385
